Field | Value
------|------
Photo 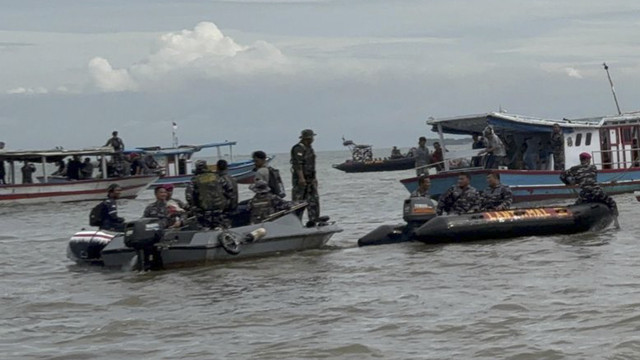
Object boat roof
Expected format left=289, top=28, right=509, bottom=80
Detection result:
left=427, top=111, right=640, bottom=135
left=0, top=147, right=115, bottom=163
left=124, top=141, right=237, bottom=156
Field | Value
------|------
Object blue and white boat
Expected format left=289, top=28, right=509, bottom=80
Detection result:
left=126, top=141, right=270, bottom=187
left=401, top=111, right=640, bottom=203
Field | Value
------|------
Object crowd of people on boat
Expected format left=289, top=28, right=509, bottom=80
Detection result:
left=409, top=151, right=618, bottom=219
left=92, top=129, right=322, bottom=233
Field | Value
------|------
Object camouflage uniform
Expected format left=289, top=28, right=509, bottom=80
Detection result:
left=186, top=163, right=228, bottom=228
left=410, top=188, right=431, bottom=198
left=218, top=169, right=238, bottom=212
left=481, top=184, right=513, bottom=211
left=550, top=131, right=564, bottom=170
left=100, top=198, right=125, bottom=232
left=436, top=185, right=481, bottom=215
left=291, top=141, right=319, bottom=222
left=248, top=192, right=291, bottom=224
left=143, top=200, right=174, bottom=229
left=560, top=164, right=618, bottom=216
left=412, top=146, right=430, bottom=175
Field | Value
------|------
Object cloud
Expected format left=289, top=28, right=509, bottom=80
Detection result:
left=564, top=67, right=583, bottom=79
left=88, top=22, right=289, bottom=92
left=6, top=86, right=48, bottom=95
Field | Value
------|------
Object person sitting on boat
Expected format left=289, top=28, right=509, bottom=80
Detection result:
left=162, top=183, right=188, bottom=215
left=21, top=161, right=36, bottom=184
left=480, top=172, right=513, bottom=211
left=186, top=160, right=228, bottom=228
left=99, top=184, right=126, bottom=232
left=80, top=158, right=94, bottom=179
left=560, top=152, right=619, bottom=217
left=390, top=146, right=403, bottom=159
left=411, top=175, right=432, bottom=198
left=143, top=186, right=182, bottom=229
left=51, top=160, right=66, bottom=176
left=411, top=136, right=431, bottom=175
left=248, top=180, right=292, bottom=224
left=477, top=126, right=506, bottom=169
left=550, top=124, right=565, bottom=170
left=430, top=142, right=444, bottom=172
left=217, top=159, right=238, bottom=212
left=436, top=173, right=480, bottom=215
left=130, top=153, right=145, bottom=175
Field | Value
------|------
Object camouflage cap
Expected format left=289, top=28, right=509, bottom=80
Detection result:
left=299, top=129, right=317, bottom=139
left=195, top=159, right=208, bottom=169
left=250, top=180, right=271, bottom=194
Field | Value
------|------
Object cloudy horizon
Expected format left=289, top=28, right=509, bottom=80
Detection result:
left=2, top=1, right=640, bottom=154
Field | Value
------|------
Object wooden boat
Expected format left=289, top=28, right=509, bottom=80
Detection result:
left=401, top=111, right=640, bottom=203
left=332, top=138, right=415, bottom=173
left=0, top=147, right=157, bottom=205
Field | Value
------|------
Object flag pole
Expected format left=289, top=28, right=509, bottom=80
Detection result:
left=603, top=62, right=622, bottom=115
left=172, top=122, right=178, bottom=147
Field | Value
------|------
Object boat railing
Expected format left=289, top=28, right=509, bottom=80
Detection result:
left=592, top=148, right=640, bottom=170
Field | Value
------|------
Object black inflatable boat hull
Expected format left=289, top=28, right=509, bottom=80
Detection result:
left=332, top=157, right=415, bottom=173
left=358, top=203, right=613, bottom=247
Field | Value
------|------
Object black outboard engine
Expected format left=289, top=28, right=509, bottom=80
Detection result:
left=358, top=197, right=437, bottom=247
left=124, top=218, right=164, bottom=270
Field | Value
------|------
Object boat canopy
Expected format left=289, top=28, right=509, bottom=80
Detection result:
left=427, top=112, right=602, bottom=135
left=0, top=147, right=115, bottom=163
left=123, top=141, right=237, bottom=156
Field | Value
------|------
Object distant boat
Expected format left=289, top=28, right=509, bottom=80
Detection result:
left=400, top=111, right=640, bottom=203
left=332, top=138, right=415, bottom=173
left=0, top=147, right=157, bottom=206
left=124, top=141, right=271, bottom=186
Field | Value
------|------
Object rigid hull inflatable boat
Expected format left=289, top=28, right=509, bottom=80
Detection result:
left=68, top=211, right=342, bottom=270
left=358, top=198, right=614, bottom=246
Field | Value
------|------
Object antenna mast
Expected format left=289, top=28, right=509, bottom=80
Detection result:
left=603, top=62, right=622, bottom=115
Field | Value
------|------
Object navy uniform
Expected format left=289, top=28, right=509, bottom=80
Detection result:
left=100, top=198, right=125, bottom=232
left=436, top=185, right=480, bottom=215
left=248, top=180, right=291, bottom=224
left=550, top=130, right=564, bottom=170
left=143, top=200, right=175, bottom=229
left=560, top=158, right=618, bottom=216
left=411, top=188, right=431, bottom=198
left=481, top=183, right=513, bottom=211
left=291, top=129, right=319, bottom=223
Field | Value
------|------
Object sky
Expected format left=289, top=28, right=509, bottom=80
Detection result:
left=3, top=0, right=640, bottom=154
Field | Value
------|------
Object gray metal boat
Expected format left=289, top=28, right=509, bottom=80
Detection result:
left=67, top=206, right=342, bottom=270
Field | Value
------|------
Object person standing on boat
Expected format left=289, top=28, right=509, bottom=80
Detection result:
left=186, top=160, right=227, bottom=228
left=80, top=158, right=94, bottom=179
left=560, top=152, right=619, bottom=217
left=436, top=173, right=480, bottom=215
left=253, top=150, right=286, bottom=198
left=291, top=129, right=320, bottom=225
left=471, top=133, right=485, bottom=167
left=412, top=136, right=430, bottom=175
left=99, top=184, right=126, bottom=232
left=550, top=124, right=565, bottom=170
left=480, top=172, right=513, bottom=211
left=217, top=159, right=238, bottom=212
left=411, top=175, right=432, bottom=198
left=478, top=126, right=506, bottom=169
left=430, top=142, right=444, bottom=172
left=143, top=187, right=182, bottom=229
left=21, top=161, right=36, bottom=184
left=105, top=131, right=124, bottom=152
left=390, top=146, right=403, bottom=159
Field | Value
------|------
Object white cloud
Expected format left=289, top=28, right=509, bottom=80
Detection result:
left=6, top=86, right=48, bottom=95
left=565, top=67, right=583, bottom=79
left=88, top=22, right=289, bottom=92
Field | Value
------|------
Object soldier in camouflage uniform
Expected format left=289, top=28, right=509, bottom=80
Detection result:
left=248, top=180, right=292, bottom=224
left=436, top=173, right=481, bottom=215
left=143, top=187, right=181, bottom=229
left=186, top=160, right=228, bottom=228
left=217, top=159, right=238, bottom=212
left=480, top=172, right=513, bottom=211
left=291, top=129, right=320, bottom=224
left=560, top=152, right=618, bottom=216
left=411, top=175, right=432, bottom=198
left=550, top=124, right=565, bottom=170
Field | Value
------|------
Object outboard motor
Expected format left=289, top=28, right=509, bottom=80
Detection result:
left=124, top=218, right=164, bottom=270
left=402, top=197, right=437, bottom=228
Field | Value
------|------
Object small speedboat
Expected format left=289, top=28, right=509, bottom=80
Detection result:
left=68, top=205, right=342, bottom=270
left=358, top=198, right=614, bottom=246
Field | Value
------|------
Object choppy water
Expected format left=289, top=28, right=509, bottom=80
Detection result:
left=2, top=150, right=640, bottom=359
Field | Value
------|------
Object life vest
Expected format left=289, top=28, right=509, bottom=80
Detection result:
left=194, top=172, right=226, bottom=211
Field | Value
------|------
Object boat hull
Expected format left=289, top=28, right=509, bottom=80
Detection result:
left=0, top=175, right=157, bottom=205
left=358, top=203, right=613, bottom=246
left=400, top=168, right=640, bottom=203
left=333, top=157, right=414, bottom=173
left=67, top=213, right=342, bottom=269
